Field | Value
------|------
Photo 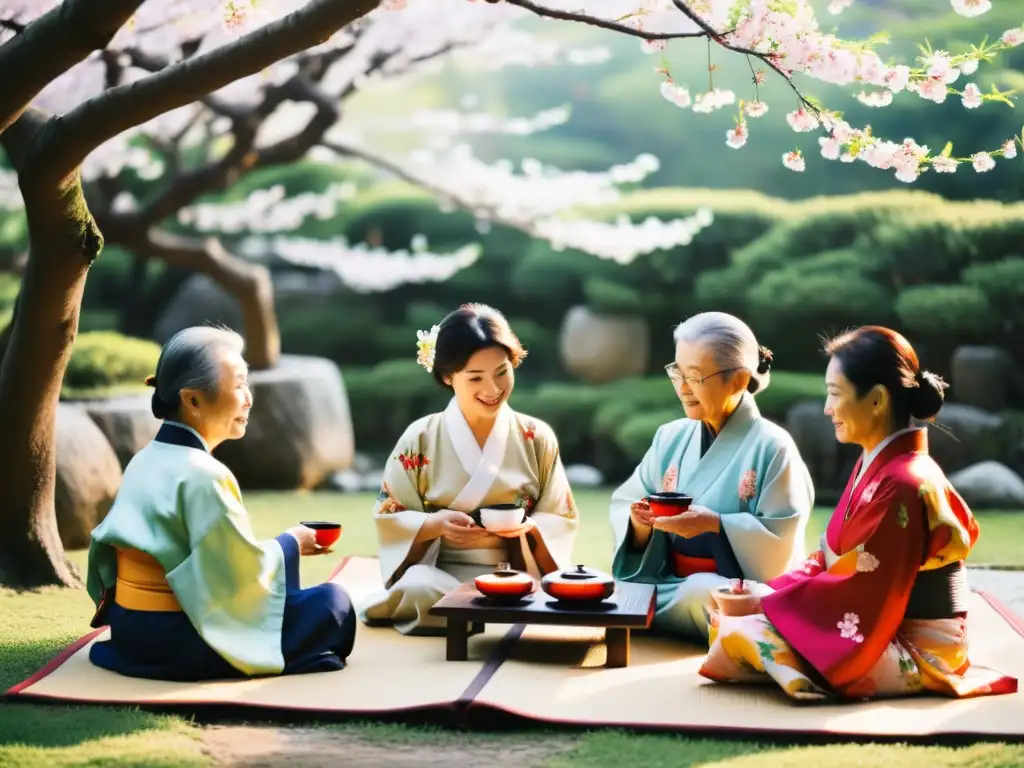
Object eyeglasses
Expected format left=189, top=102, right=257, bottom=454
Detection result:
left=664, top=363, right=741, bottom=387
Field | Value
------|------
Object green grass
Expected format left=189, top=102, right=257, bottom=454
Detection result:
left=2, top=489, right=1023, bottom=767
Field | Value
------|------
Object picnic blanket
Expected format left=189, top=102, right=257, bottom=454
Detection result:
left=7, top=556, right=1024, bottom=739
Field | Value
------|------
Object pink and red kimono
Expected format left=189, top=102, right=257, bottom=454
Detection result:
left=699, top=428, right=1018, bottom=701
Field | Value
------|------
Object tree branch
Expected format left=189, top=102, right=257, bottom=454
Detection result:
left=497, top=0, right=705, bottom=41
left=133, top=229, right=280, bottom=369
left=0, top=0, right=143, bottom=135
left=37, top=0, right=382, bottom=182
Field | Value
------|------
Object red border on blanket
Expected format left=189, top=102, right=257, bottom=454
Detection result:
left=460, top=588, right=1024, bottom=737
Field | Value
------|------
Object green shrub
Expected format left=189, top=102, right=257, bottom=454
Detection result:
left=582, top=277, right=646, bottom=315
left=962, top=256, right=1024, bottom=321
left=62, top=332, right=160, bottom=397
left=614, top=409, right=680, bottom=465
left=510, top=382, right=610, bottom=461
left=895, top=285, right=997, bottom=337
left=755, top=371, right=825, bottom=421
left=343, top=359, right=449, bottom=455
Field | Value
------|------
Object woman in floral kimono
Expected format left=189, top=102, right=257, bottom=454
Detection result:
left=610, top=312, right=815, bottom=641
left=359, top=304, right=579, bottom=635
left=700, top=325, right=1018, bottom=701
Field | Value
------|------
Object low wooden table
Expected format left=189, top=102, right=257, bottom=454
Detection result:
left=429, top=581, right=656, bottom=668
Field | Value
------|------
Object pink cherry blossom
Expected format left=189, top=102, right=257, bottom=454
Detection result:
left=660, top=81, right=692, bottom=108
left=786, top=108, right=819, bottom=133
left=972, top=151, right=996, bottom=172
left=961, top=82, right=983, bottom=108
left=726, top=121, right=748, bottom=149
left=1002, top=140, right=1018, bottom=159
left=743, top=100, right=768, bottom=118
left=783, top=151, right=805, bottom=172
left=951, top=0, right=992, bottom=17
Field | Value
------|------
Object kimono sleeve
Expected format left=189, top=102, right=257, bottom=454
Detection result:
left=164, top=467, right=291, bottom=676
left=609, top=425, right=670, bottom=580
left=760, top=477, right=926, bottom=692
left=719, top=437, right=815, bottom=583
left=528, top=422, right=579, bottom=571
left=372, top=421, right=432, bottom=588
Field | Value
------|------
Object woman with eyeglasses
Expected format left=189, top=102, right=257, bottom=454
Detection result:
left=609, top=311, right=815, bottom=641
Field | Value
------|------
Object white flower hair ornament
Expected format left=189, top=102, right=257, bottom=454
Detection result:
left=416, top=325, right=440, bottom=373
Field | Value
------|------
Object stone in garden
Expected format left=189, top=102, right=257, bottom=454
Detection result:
left=558, top=305, right=649, bottom=383
left=948, top=461, right=1024, bottom=510
left=85, top=395, right=161, bottom=469
left=323, top=469, right=364, bottom=493
left=565, top=464, right=604, bottom=488
left=930, top=404, right=1008, bottom=474
left=55, top=404, right=123, bottom=549
left=153, top=274, right=244, bottom=343
left=214, top=355, right=355, bottom=490
left=784, top=400, right=858, bottom=496
left=951, top=346, right=1015, bottom=412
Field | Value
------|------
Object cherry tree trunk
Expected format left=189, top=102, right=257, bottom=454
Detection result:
left=0, top=121, right=98, bottom=588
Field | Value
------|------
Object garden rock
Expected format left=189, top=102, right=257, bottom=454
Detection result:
left=951, top=346, right=1015, bottom=412
left=565, top=464, right=604, bottom=487
left=55, top=404, right=123, bottom=549
left=558, top=306, right=649, bottom=383
left=215, top=355, right=355, bottom=490
left=153, top=274, right=243, bottom=343
left=930, top=404, right=1008, bottom=473
left=948, top=461, right=1024, bottom=509
left=85, top=395, right=161, bottom=469
left=784, top=400, right=858, bottom=496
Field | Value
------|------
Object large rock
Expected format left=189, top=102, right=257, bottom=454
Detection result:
left=153, top=274, right=243, bottom=344
left=559, top=306, right=650, bottom=383
left=930, top=404, right=1008, bottom=474
left=85, top=395, right=161, bottom=469
left=784, top=399, right=859, bottom=499
left=948, top=461, right=1024, bottom=510
left=214, top=355, right=355, bottom=490
left=950, top=346, right=1015, bottom=412
left=55, top=404, right=123, bottom=549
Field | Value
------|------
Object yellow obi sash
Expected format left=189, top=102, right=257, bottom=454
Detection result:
left=115, top=548, right=181, bottom=612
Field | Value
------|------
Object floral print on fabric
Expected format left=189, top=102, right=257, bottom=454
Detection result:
left=376, top=483, right=408, bottom=514
left=395, top=451, right=429, bottom=471
left=662, top=466, right=678, bottom=492
left=699, top=610, right=1006, bottom=702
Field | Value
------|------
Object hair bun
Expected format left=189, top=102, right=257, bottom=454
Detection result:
left=756, top=346, right=774, bottom=375
left=910, top=369, right=947, bottom=421
left=144, top=375, right=157, bottom=388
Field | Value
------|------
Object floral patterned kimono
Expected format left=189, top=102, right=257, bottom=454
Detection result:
left=358, top=398, right=579, bottom=635
left=700, top=428, right=1019, bottom=701
left=610, top=393, right=815, bottom=640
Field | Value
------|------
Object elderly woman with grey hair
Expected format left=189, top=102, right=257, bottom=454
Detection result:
left=609, top=312, right=815, bottom=641
left=85, top=326, right=356, bottom=681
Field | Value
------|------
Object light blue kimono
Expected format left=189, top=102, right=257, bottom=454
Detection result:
left=609, top=393, right=814, bottom=642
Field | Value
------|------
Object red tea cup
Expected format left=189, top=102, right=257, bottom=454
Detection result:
left=301, top=521, right=342, bottom=548
left=647, top=492, right=693, bottom=518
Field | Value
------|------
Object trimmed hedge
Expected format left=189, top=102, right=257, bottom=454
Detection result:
left=345, top=361, right=823, bottom=480
left=62, top=331, right=160, bottom=398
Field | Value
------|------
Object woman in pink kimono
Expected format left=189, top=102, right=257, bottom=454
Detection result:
left=699, top=325, right=1018, bottom=701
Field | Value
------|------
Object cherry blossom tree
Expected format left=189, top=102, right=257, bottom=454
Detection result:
left=2, top=1, right=714, bottom=370
left=492, top=0, right=1022, bottom=180
left=0, top=0, right=384, bottom=589
left=0, top=0, right=714, bottom=589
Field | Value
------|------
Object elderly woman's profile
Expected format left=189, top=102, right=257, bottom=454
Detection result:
left=85, top=326, right=357, bottom=681
left=609, top=311, right=815, bottom=641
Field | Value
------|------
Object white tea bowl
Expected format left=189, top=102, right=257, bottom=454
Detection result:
left=480, top=505, right=525, bottom=533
